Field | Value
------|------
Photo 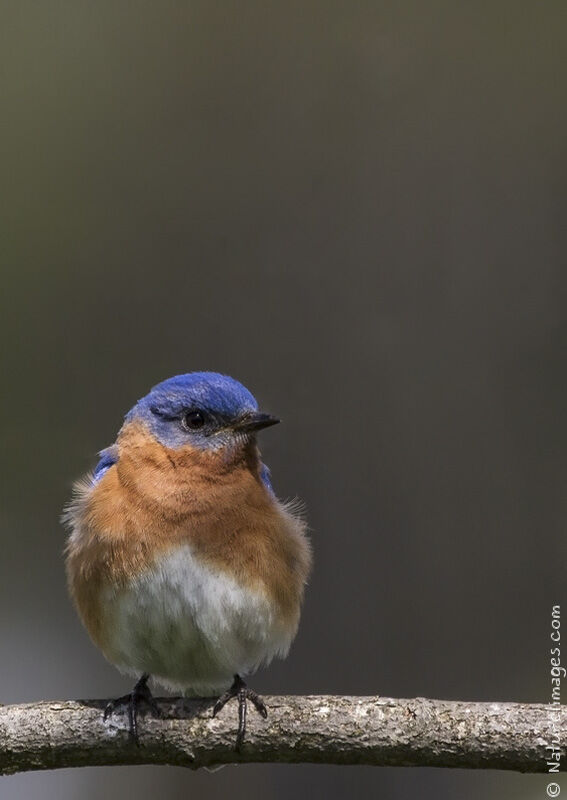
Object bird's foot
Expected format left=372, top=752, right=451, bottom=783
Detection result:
left=103, top=673, right=160, bottom=745
left=212, top=674, right=268, bottom=750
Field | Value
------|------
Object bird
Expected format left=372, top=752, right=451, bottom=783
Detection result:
left=64, top=371, right=311, bottom=748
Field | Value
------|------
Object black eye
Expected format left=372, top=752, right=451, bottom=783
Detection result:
left=182, top=410, right=206, bottom=430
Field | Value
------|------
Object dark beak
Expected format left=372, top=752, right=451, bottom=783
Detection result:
left=233, top=412, right=280, bottom=433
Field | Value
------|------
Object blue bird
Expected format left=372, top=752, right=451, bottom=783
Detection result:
left=64, top=372, right=311, bottom=747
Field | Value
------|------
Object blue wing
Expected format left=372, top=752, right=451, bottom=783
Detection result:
left=260, top=462, right=275, bottom=495
left=93, top=445, right=119, bottom=483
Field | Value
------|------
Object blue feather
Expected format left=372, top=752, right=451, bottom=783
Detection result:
left=260, top=462, right=275, bottom=494
left=125, top=372, right=260, bottom=450
left=93, top=445, right=119, bottom=483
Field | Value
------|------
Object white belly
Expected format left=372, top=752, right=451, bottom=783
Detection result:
left=99, top=545, right=294, bottom=695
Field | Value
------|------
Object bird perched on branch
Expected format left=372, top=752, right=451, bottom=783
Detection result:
left=64, top=372, right=311, bottom=747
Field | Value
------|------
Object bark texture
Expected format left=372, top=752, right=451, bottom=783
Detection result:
left=0, top=695, right=563, bottom=775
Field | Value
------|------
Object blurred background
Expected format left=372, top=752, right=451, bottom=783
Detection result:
left=1, top=1, right=565, bottom=798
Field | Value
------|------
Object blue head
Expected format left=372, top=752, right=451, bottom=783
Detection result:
left=123, top=372, right=279, bottom=452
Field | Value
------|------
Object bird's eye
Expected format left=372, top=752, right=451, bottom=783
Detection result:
left=182, top=410, right=206, bottom=430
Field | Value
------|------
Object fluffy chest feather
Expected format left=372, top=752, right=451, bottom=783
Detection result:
left=100, top=544, right=294, bottom=694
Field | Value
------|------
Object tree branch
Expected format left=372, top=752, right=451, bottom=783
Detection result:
left=0, top=695, right=563, bottom=775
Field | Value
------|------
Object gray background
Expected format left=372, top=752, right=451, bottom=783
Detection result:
left=1, top=2, right=565, bottom=798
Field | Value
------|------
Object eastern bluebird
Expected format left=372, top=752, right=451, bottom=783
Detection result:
left=64, top=372, right=311, bottom=747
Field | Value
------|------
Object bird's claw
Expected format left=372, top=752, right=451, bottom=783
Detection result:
left=213, top=674, right=268, bottom=750
left=103, top=673, right=160, bottom=745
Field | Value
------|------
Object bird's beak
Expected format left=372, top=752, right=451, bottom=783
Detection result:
left=233, top=412, right=280, bottom=433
